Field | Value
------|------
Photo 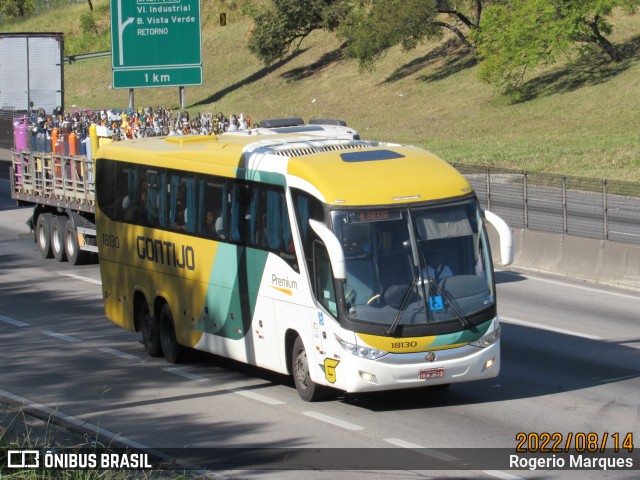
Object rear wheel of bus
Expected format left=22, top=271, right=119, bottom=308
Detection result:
left=36, top=213, right=54, bottom=259
left=159, top=303, right=184, bottom=364
left=139, top=299, right=162, bottom=357
left=292, top=336, right=326, bottom=402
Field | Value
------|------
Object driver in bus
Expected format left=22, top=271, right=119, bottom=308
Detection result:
left=424, top=250, right=453, bottom=282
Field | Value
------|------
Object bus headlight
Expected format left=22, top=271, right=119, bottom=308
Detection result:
left=335, top=334, right=388, bottom=360
left=470, top=324, right=501, bottom=348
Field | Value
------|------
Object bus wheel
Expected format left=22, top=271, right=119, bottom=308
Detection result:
left=159, top=304, right=184, bottom=364
left=36, top=213, right=54, bottom=259
left=139, top=301, right=162, bottom=357
left=51, top=216, right=68, bottom=262
left=64, top=219, right=90, bottom=265
left=292, top=336, right=325, bottom=402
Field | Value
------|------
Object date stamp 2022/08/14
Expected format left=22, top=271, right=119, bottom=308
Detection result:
left=509, top=432, right=637, bottom=472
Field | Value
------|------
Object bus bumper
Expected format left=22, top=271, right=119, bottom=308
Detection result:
left=334, top=341, right=500, bottom=394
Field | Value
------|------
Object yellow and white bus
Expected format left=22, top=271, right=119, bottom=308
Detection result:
left=95, top=122, right=513, bottom=401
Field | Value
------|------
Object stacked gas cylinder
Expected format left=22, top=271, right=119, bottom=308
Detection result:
left=12, top=107, right=255, bottom=155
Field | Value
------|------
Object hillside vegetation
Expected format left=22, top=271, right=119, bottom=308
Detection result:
left=2, top=0, right=639, bottom=181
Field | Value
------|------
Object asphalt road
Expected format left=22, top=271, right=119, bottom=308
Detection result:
left=1, top=176, right=639, bottom=479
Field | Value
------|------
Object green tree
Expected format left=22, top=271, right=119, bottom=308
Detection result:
left=247, top=0, right=486, bottom=68
left=247, top=0, right=350, bottom=66
left=474, top=0, right=640, bottom=93
left=0, top=0, right=35, bottom=17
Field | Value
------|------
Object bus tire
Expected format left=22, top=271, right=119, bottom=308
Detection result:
left=292, top=336, right=325, bottom=402
left=51, top=216, right=68, bottom=262
left=64, top=219, right=91, bottom=265
left=140, top=301, right=162, bottom=357
left=159, top=304, right=184, bottom=364
left=36, top=213, right=54, bottom=259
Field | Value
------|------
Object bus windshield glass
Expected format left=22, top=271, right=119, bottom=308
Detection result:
left=330, top=199, right=494, bottom=327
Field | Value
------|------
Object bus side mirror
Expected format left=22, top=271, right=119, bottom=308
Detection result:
left=309, top=219, right=346, bottom=279
left=483, top=210, right=514, bottom=266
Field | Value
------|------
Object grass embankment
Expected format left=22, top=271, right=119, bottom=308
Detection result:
left=2, top=1, right=639, bottom=181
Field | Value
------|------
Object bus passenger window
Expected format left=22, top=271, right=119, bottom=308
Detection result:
left=230, top=182, right=251, bottom=243
left=197, top=176, right=226, bottom=239
left=168, top=174, right=196, bottom=233
left=145, top=171, right=165, bottom=228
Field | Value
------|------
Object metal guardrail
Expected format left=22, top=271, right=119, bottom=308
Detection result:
left=64, top=50, right=111, bottom=64
left=455, top=164, right=640, bottom=245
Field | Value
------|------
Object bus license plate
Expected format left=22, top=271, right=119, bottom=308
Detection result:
left=419, top=368, right=444, bottom=380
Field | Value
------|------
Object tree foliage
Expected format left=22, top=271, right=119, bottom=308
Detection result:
left=247, top=0, right=349, bottom=66
left=248, top=0, right=486, bottom=68
left=247, top=0, right=638, bottom=95
left=0, top=0, right=35, bottom=18
left=338, top=0, right=445, bottom=70
left=474, top=0, right=640, bottom=94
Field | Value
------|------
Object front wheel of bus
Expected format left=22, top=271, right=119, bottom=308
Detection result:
left=159, top=304, right=184, bottom=364
left=292, top=337, right=325, bottom=402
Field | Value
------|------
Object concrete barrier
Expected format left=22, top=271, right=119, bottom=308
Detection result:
left=489, top=226, right=640, bottom=291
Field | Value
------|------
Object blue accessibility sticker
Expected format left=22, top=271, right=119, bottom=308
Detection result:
left=429, top=295, right=444, bottom=311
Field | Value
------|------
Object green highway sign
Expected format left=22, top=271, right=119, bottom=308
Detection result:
left=111, top=0, right=202, bottom=89
left=113, top=66, right=202, bottom=89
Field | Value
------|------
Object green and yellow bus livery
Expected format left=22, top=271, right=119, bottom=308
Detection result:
left=95, top=123, right=513, bottom=401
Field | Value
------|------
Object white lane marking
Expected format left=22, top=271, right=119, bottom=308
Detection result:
left=302, top=411, right=364, bottom=431
left=384, top=438, right=459, bottom=462
left=619, top=341, right=640, bottom=350
left=41, top=330, right=83, bottom=343
left=99, top=347, right=142, bottom=361
left=384, top=437, right=424, bottom=449
left=500, top=316, right=602, bottom=340
left=163, top=367, right=208, bottom=382
left=497, top=270, right=640, bottom=301
left=229, top=388, right=285, bottom=405
left=0, top=315, right=30, bottom=327
left=57, top=272, right=102, bottom=285
left=483, top=471, right=523, bottom=480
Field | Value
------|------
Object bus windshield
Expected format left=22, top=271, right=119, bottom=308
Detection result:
left=330, top=199, right=494, bottom=328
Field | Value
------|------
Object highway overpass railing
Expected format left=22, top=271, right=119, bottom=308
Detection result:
left=455, top=164, right=640, bottom=245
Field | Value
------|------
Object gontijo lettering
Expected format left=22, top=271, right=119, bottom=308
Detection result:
left=136, top=236, right=195, bottom=270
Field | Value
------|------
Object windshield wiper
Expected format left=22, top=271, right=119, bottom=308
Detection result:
left=386, top=277, right=418, bottom=335
left=428, top=278, right=470, bottom=328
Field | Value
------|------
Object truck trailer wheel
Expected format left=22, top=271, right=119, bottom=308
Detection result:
left=36, top=213, right=54, bottom=259
left=51, top=216, right=68, bottom=262
left=64, top=219, right=91, bottom=265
